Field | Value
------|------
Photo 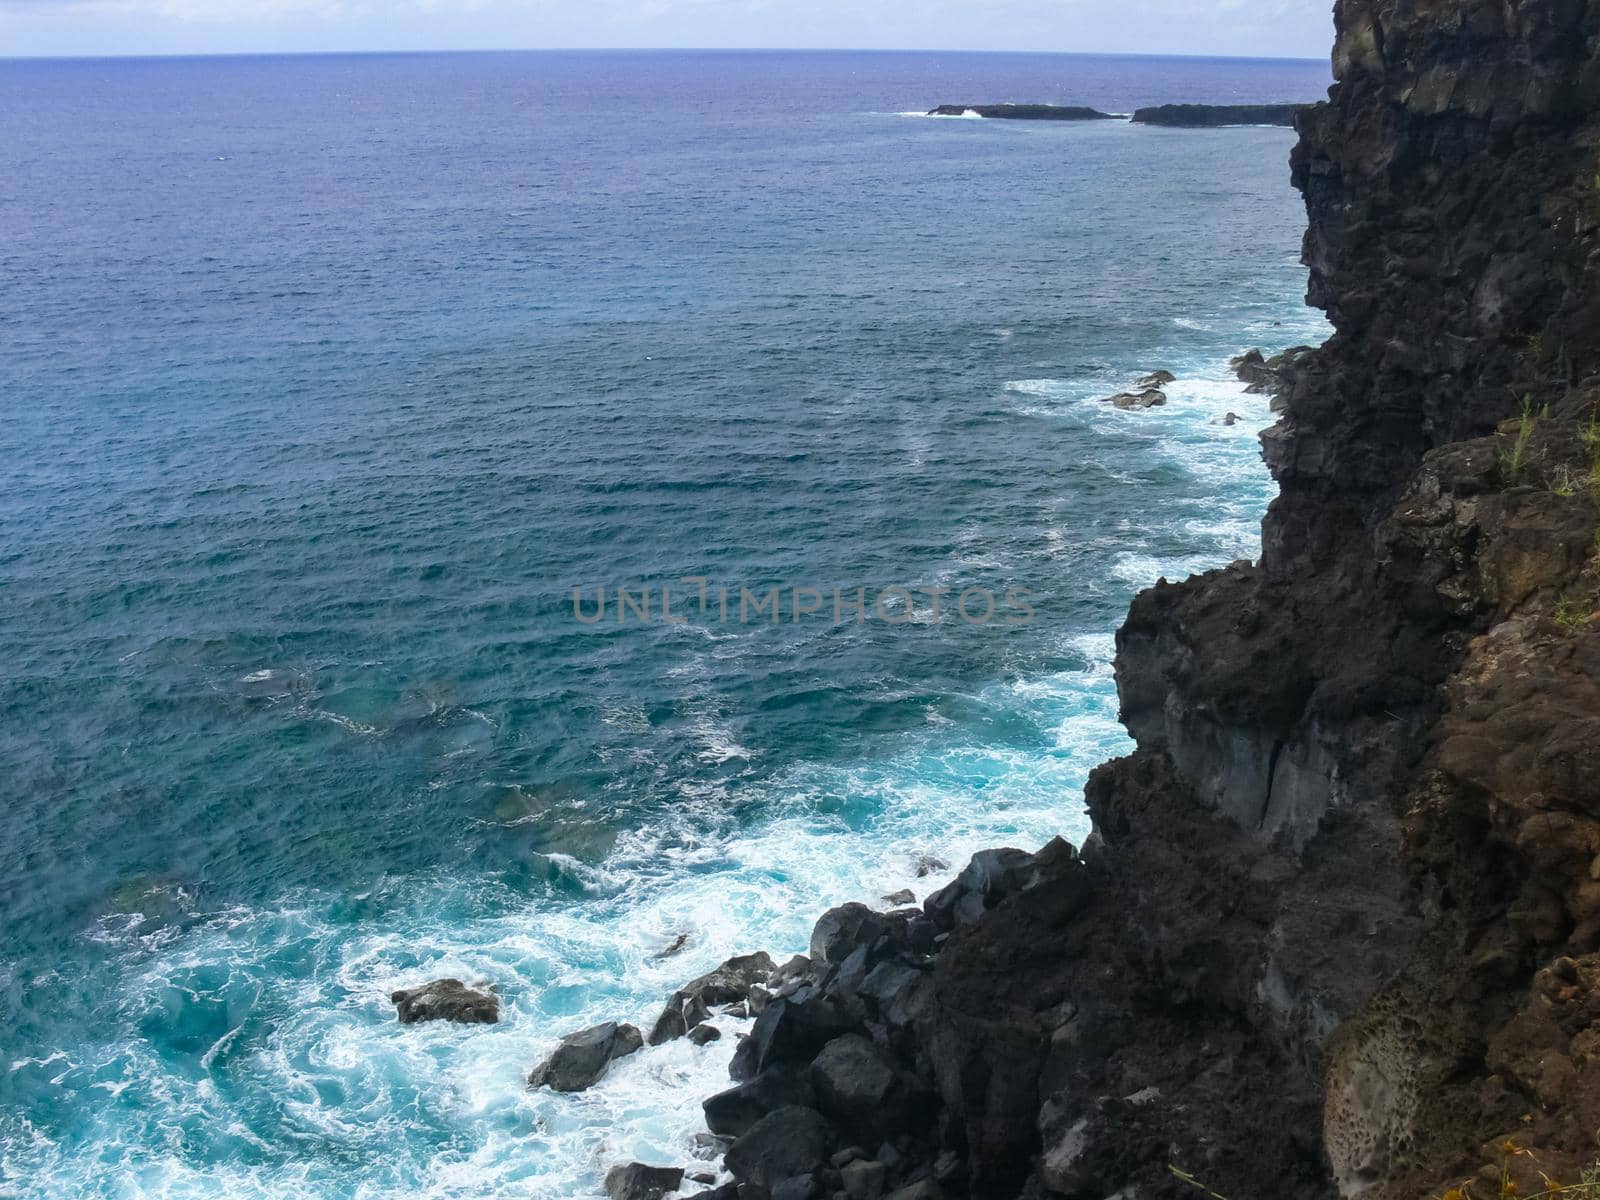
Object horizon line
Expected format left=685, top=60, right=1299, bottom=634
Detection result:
left=0, top=45, right=1331, bottom=66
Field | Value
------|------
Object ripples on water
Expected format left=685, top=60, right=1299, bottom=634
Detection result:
left=0, top=49, right=1330, bottom=1199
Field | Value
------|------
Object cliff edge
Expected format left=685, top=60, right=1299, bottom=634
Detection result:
left=679, top=2, right=1600, bottom=1197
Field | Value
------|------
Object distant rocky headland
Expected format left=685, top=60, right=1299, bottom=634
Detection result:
left=925, top=104, right=1118, bottom=120
left=925, top=102, right=1311, bottom=127
left=1131, top=102, right=1308, bottom=127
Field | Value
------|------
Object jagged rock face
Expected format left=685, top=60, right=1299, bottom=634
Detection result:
left=1277, top=0, right=1600, bottom=563
left=1103, top=0, right=1600, bottom=1192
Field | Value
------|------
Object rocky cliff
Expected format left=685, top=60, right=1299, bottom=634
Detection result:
left=675, top=2, right=1600, bottom=1198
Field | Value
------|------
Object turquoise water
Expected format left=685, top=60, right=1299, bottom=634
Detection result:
left=0, top=50, right=1330, bottom=1199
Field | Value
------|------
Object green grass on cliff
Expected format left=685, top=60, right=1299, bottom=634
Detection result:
left=1501, top=396, right=1541, bottom=485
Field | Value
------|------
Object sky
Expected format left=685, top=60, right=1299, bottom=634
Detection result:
left=0, top=0, right=1334, bottom=60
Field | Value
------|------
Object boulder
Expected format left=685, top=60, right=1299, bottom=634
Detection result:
left=1102, top=389, right=1167, bottom=410
left=840, top=1160, right=887, bottom=1200
left=772, top=1174, right=820, bottom=1200
left=810, top=903, right=890, bottom=964
left=1230, top=348, right=1271, bottom=386
left=649, top=952, right=777, bottom=1044
left=704, top=1064, right=818, bottom=1137
left=528, top=1021, right=643, bottom=1092
left=390, top=978, right=499, bottom=1025
left=859, top=961, right=924, bottom=1027
left=912, top=855, right=948, bottom=878
left=768, top=955, right=817, bottom=994
left=652, top=933, right=689, bottom=959
left=724, top=1106, right=836, bottom=1189
left=688, top=1131, right=729, bottom=1160
left=730, top=991, right=853, bottom=1081
left=880, top=889, right=915, bottom=907
left=604, top=1163, right=685, bottom=1200
left=923, top=841, right=1074, bottom=930
left=1230, top=345, right=1315, bottom=405
left=1039, top=1116, right=1093, bottom=1194
left=1135, top=369, right=1177, bottom=388
left=809, top=1035, right=899, bottom=1130
left=689, top=1023, right=723, bottom=1045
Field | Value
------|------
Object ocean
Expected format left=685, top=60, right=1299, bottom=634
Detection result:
left=0, top=49, right=1330, bottom=1199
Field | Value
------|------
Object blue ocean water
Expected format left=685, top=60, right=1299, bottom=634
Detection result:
left=0, top=49, right=1330, bottom=1199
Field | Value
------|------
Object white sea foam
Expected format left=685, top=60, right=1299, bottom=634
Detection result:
left=11, top=319, right=1330, bottom=1200
left=15, top=629, right=1130, bottom=1200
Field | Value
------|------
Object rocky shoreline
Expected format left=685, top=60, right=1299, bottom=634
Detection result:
left=675, top=0, right=1600, bottom=1195
left=409, top=0, right=1600, bottom=1195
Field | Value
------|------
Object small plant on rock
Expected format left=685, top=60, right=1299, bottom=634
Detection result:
left=1549, top=465, right=1580, bottom=498
left=1556, top=594, right=1594, bottom=636
left=1502, top=396, right=1540, bottom=486
left=1169, top=1165, right=1230, bottom=1199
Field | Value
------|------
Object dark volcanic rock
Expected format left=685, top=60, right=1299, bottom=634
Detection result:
left=528, top=1021, right=643, bottom=1092
left=389, top=979, right=499, bottom=1025
left=688, top=1022, right=723, bottom=1045
left=1131, top=103, right=1307, bottom=127
left=808, top=1035, right=904, bottom=1134
left=724, top=1106, right=836, bottom=1189
left=604, top=1163, right=684, bottom=1200
left=840, top=1159, right=887, bottom=1200
left=651, top=933, right=689, bottom=959
left=809, top=903, right=889, bottom=964
left=1101, top=388, right=1167, bottom=410
left=648, top=952, right=776, bottom=1044
left=1135, top=369, right=1177, bottom=388
left=923, top=839, right=1073, bottom=931
left=704, top=1064, right=818, bottom=1137
left=926, top=104, right=1119, bottom=121
left=1230, top=344, right=1316, bottom=411
left=730, top=989, right=853, bottom=1082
